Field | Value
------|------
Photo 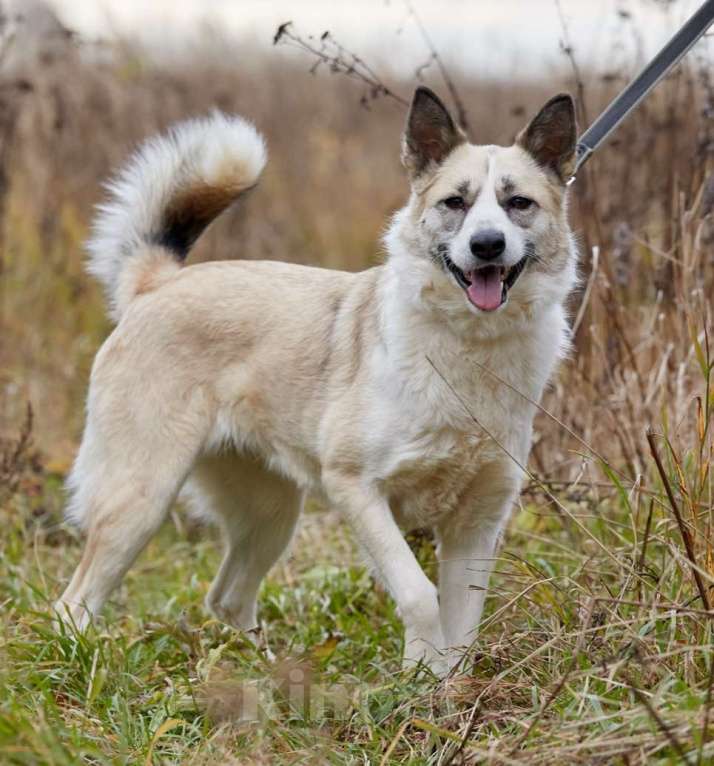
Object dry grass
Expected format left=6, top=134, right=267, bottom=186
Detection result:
left=1, top=4, right=713, bottom=764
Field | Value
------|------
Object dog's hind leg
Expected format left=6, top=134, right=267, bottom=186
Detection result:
left=55, top=387, right=209, bottom=630
left=186, top=453, right=303, bottom=630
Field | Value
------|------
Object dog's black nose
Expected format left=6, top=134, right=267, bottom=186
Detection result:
left=470, top=229, right=506, bottom=260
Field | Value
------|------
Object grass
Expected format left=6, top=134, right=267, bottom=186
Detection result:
left=1, top=2, right=714, bottom=763
left=2, top=375, right=713, bottom=764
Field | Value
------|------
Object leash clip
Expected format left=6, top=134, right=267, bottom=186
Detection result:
left=566, top=143, right=593, bottom=187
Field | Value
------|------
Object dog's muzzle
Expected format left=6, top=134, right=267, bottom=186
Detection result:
left=436, top=246, right=531, bottom=312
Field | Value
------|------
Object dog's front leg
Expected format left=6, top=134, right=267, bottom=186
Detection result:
left=323, top=472, right=447, bottom=675
left=437, top=509, right=509, bottom=669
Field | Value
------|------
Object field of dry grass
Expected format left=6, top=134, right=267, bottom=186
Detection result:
left=1, top=3, right=714, bottom=763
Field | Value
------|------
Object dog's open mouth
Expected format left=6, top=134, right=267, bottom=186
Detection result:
left=444, top=255, right=528, bottom=312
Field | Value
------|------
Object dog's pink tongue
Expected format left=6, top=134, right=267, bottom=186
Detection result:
left=467, top=268, right=502, bottom=311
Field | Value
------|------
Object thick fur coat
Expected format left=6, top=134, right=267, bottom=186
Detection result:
left=56, top=90, right=578, bottom=675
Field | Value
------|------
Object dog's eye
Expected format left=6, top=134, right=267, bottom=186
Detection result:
left=442, top=196, right=465, bottom=211
left=508, top=195, right=534, bottom=211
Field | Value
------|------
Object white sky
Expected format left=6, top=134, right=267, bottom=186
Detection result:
left=42, top=0, right=709, bottom=78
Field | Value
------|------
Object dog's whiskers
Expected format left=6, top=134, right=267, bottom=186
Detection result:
left=429, top=243, right=450, bottom=269
left=524, top=241, right=542, bottom=265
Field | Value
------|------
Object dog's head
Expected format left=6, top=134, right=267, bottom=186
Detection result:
left=389, top=87, right=578, bottom=324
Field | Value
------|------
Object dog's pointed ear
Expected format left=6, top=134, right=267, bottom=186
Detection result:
left=402, top=87, right=465, bottom=178
left=517, top=94, right=577, bottom=182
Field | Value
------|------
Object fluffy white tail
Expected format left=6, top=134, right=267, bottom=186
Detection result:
left=87, top=111, right=266, bottom=321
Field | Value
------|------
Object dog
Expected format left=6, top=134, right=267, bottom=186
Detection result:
left=55, top=87, right=578, bottom=675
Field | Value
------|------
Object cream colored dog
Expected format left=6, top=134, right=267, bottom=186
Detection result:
left=55, top=88, right=578, bottom=675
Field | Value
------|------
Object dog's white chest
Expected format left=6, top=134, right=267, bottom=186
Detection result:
left=366, top=367, right=532, bottom=529
left=362, top=309, right=566, bottom=529
left=380, top=430, right=505, bottom=529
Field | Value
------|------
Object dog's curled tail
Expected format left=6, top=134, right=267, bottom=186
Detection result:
left=87, top=111, right=266, bottom=321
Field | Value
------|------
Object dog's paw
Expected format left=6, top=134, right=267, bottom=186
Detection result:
left=204, top=595, right=258, bottom=632
left=402, top=633, right=450, bottom=677
left=52, top=599, right=92, bottom=633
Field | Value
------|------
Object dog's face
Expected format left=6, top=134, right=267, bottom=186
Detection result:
left=396, top=87, right=578, bottom=318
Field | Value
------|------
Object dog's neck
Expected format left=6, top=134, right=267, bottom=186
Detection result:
left=375, top=211, right=575, bottom=412
left=381, top=214, right=573, bottom=342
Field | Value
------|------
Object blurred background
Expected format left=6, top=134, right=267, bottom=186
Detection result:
left=0, top=0, right=712, bottom=482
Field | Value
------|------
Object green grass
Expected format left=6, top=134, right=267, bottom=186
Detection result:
left=2, top=422, right=714, bottom=765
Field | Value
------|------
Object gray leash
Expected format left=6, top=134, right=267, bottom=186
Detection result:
left=568, top=0, right=714, bottom=184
